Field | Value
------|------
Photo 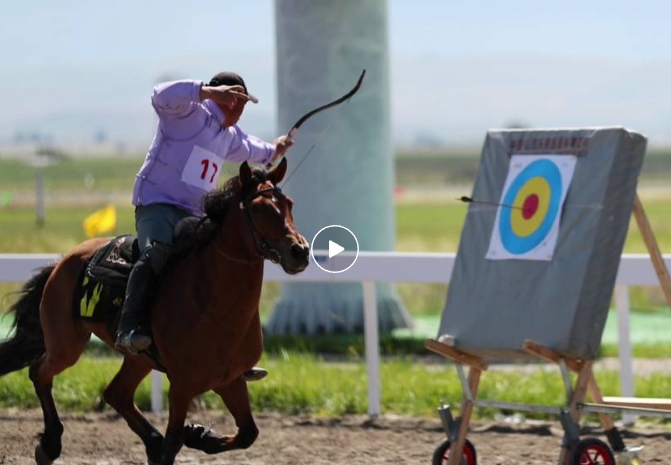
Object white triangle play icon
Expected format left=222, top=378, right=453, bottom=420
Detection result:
left=328, top=240, right=345, bottom=258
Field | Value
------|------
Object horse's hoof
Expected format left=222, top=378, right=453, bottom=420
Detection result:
left=244, top=367, right=268, bottom=382
left=184, top=424, right=228, bottom=454
left=35, top=443, right=54, bottom=465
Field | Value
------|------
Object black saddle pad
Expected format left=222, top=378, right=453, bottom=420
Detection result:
left=73, top=235, right=137, bottom=323
left=72, top=234, right=168, bottom=369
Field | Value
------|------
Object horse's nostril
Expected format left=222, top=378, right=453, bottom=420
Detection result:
left=291, top=244, right=309, bottom=260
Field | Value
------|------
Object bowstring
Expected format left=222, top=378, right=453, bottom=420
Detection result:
left=280, top=97, right=353, bottom=188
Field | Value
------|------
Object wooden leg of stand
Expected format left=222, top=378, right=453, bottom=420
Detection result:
left=633, top=194, right=671, bottom=308
left=447, top=367, right=481, bottom=465
left=558, top=360, right=594, bottom=465
left=588, top=374, right=616, bottom=430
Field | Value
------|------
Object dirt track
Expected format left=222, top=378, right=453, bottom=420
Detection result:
left=0, top=410, right=670, bottom=464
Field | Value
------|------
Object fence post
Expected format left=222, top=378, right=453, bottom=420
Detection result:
left=151, top=370, right=163, bottom=413
left=362, top=280, right=380, bottom=417
left=615, top=285, right=636, bottom=425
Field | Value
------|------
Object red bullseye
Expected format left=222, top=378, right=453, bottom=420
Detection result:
left=522, top=194, right=539, bottom=219
left=494, top=156, right=577, bottom=257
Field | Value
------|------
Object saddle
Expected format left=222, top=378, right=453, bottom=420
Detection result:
left=73, top=234, right=137, bottom=328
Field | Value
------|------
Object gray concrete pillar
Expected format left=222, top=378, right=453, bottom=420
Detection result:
left=267, top=0, right=412, bottom=335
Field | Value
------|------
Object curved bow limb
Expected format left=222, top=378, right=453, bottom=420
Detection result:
left=266, top=69, right=366, bottom=169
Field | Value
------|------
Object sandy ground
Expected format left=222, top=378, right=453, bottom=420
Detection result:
left=0, top=410, right=670, bottom=465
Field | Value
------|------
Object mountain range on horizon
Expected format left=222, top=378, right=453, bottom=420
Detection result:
left=3, top=54, right=671, bottom=150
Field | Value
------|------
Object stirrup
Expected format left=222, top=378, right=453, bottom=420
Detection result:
left=244, top=367, right=268, bottom=382
left=115, top=329, right=152, bottom=356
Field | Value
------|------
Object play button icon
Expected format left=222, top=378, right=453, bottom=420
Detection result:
left=329, top=240, right=345, bottom=258
left=311, top=225, right=359, bottom=274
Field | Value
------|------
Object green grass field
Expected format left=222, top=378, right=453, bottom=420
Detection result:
left=1, top=353, right=671, bottom=420
left=3, top=197, right=670, bottom=316
left=1, top=153, right=671, bottom=416
left=1, top=153, right=671, bottom=325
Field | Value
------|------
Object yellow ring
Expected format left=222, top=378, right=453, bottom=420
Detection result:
left=510, top=177, right=550, bottom=237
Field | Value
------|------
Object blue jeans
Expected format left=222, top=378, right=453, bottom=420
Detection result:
left=135, top=203, right=194, bottom=252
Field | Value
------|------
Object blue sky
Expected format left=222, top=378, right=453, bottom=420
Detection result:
left=1, top=0, right=670, bottom=148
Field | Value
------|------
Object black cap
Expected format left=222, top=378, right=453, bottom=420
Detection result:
left=208, top=71, right=259, bottom=104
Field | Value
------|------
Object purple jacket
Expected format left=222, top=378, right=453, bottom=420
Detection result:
left=132, top=80, right=275, bottom=216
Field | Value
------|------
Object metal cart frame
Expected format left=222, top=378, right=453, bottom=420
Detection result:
left=426, top=338, right=671, bottom=465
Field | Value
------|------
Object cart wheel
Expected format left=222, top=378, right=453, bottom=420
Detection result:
left=432, top=438, right=477, bottom=465
left=572, top=438, right=615, bottom=465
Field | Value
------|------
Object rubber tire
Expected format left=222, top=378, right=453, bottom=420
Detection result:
left=571, top=437, right=616, bottom=465
left=431, top=438, right=477, bottom=465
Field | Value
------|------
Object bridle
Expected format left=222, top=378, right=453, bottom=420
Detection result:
left=238, top=186, right=284, bottom=264
left=213, top=185, right=285, bottom=266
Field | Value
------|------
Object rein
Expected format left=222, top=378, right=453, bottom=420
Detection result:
left=212, top=241, right=261, bottom=267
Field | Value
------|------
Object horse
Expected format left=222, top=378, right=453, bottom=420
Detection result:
left=0, top=158, right=310, bottom=465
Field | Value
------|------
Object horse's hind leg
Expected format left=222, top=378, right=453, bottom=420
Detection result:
left=28, top=264, right=95, bottom=465
left=103, top=357, right=163, bottom=464
left=29, top=331, right=89, bottom=465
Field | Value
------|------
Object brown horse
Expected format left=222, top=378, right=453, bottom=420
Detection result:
left=0, top=158, right=310, bottom=465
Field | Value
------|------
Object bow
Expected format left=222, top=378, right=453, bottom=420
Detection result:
left=266, top=69, right=366, bottom=169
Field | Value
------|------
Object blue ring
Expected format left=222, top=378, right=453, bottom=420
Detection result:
left=499, top=159, right=562, bottom=254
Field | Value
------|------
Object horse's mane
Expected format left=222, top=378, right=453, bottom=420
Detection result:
left=168, top=166, right=273, bottom=262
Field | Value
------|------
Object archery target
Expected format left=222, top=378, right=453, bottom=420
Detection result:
left=486, top=155, right=577, bottom=260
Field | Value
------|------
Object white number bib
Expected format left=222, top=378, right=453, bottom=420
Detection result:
left=181, top=145, right=224, bottom=191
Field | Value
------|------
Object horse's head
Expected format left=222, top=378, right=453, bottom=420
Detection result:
left=238, top=158, right=309, bottom=274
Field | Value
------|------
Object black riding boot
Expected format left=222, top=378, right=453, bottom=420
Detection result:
left=115, top=245, right=169, bottom=355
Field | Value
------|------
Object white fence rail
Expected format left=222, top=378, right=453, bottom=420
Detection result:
left=1, top=252, right=670, bottom=416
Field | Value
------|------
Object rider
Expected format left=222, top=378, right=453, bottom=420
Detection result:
left=115, top=72, right=293, bottom=378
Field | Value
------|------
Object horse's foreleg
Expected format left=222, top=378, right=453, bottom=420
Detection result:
left=184, top=376, right=258, bottom=454
left=103, top=357, right=163, bottom=465
left=159, top=386, right=190, bottom=465
left=216, top=376, right=258, bottom=449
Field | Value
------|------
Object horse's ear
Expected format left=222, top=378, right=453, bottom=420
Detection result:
left=239, top=161, right=253, bottom=186
left=269, top=157, right=288, bottom=185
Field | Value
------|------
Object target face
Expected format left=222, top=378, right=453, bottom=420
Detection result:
left=486, top=155, right=577, bottom=260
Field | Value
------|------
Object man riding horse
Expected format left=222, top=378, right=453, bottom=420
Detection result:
left=115, top=71, right=294, bottom=378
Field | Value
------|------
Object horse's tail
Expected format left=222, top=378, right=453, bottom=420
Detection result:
left=0, top=265, right=55, bottom=377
